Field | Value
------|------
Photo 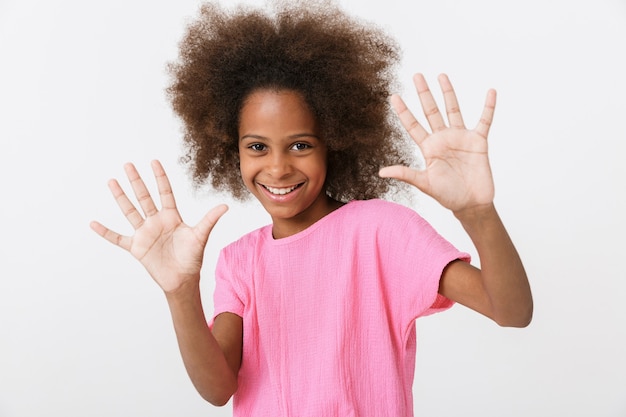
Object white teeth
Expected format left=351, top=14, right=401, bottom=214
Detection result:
left=265, top=185, right=298, bottom=195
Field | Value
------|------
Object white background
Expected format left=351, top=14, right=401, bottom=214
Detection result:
left=1, top=0, right=625, bottom=416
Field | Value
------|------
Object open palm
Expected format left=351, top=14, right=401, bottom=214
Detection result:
left=380, top=73, right=497, bottom=214
left=90, top=160, right=227, bottom=292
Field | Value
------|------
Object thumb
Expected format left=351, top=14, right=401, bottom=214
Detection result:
left=194, top=204, right=229, bottom=244
left=379, top=165, right=427, bottom=190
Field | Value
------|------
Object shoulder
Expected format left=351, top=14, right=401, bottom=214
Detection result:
left=214, top=225, right=271, bottom=292
left=219, top=225, right=271, bottom=261
left=342, top=200, right=451, bottom=253
left=321, top=199, right=434, bottom=248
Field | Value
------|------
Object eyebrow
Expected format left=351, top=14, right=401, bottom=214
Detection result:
left=239, top=133, right=320, bottom=141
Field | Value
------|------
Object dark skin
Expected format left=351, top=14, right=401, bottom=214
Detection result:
left=237, top=89, right=344, bottom=239
left=91, top=74, right=532, bottom=406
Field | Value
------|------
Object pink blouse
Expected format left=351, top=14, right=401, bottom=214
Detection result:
left=213, top=199, right=468, bottom=416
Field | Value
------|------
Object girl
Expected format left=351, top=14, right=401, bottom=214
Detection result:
left=90, top=1, right=533, bottom=415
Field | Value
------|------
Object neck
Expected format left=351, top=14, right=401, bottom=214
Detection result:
left=271, top=196, right=344, bottom=239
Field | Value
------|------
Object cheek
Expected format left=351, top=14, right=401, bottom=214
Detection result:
left=238, top=156, right=256, bottom=189
left=316, top=154, right=329, bottom=180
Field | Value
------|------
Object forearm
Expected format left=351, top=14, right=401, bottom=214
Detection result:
left=165, top=281, right=238, bottom=406
left=455, top=203, right=533, bottom=327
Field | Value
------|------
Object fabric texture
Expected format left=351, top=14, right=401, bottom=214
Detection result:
left=212, top=199, right=469, bottom=416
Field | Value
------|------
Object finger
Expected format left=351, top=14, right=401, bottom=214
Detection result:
left=413, top=73, right=446, bottom=132
left=194, top=204, right=229, bottom=244
left=475, top=89, right=497, bottom=139
left=108, top=178, right=145, bottom=229
left=89, top=220, right=132, bottom=251
left=390, top=94, right=429, bottom=145
left=124, top=162, right=159, bottom=217
left=151, top=160, right=177, bottom=210
left=438, top=73, right=465, bottom=129
left=378, top=165, right=427, bottom=190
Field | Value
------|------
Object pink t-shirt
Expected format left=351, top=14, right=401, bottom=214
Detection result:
left=213, top=199, right=469, bottom=416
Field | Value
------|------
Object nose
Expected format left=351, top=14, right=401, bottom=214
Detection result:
left=266, top=150, right=292, bottom=178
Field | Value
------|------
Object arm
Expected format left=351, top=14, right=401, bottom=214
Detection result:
left=379, top=74, right=532, bottom=327
left=90, top=160, right=242, bottom=404
left=441, top=205, right=532, bottom=327
left=166, top=285, right=242, bottom=405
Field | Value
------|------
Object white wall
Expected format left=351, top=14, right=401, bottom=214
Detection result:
left=1, top=0, right=624, bottom=416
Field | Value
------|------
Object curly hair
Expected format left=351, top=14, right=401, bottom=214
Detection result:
left=167, top=0, right=414, bottom=202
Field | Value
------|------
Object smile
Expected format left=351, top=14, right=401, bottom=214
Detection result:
left=262, top=183, right=303, bottom=195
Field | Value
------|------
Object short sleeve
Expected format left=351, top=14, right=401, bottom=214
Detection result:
left=376, top=204, right=470, bottom=326
left=211, top=248, right=245, bottom=324
left=423, top=292, right=455, bottom=315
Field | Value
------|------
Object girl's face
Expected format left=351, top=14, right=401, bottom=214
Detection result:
left=238, top=89, right=340, bottom=239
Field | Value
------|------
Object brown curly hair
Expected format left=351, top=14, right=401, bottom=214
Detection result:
left=167, top=0, right=414, bottom=202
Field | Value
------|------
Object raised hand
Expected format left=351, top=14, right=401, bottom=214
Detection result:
left=379, top=73, right=497, bottom=215
left=90, top=160, right=228, bottom=293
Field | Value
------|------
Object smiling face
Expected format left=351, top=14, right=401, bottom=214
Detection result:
left=238, top=89, right=341, bottom=238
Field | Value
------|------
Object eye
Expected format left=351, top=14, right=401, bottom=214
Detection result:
left=248, top=143, right=267, bottom=152
left=291, top=142, right=311, bottom=151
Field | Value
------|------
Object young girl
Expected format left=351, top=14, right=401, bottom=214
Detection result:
left=91, top=1, right=532, bottom=415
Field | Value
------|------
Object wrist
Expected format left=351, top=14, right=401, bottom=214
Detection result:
left=163, top=276, right=201, bottom=303
left=453, top=202, right=498, bottom=225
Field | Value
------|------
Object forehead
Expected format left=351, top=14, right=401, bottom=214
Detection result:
left=239, top=89, right=318, bottom=135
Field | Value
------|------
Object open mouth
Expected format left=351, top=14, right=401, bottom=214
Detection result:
left=262, top=183, right=304, bottom=196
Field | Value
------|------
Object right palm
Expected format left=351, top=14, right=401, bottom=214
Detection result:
left=90, top=160, right=228, bottom=293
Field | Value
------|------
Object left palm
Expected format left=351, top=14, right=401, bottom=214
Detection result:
left=380, top=73, right=497, bottom=214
